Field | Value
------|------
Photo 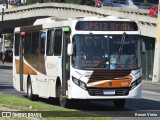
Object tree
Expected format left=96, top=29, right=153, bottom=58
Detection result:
left=26, top=0, right=66, bottom=4
left=4, top=33, right=13, bottom=40
left=65, top=0, right=81, bottom=4
left=25, top=0, right=37, bottom=5
left=26, top=0, right=94, bottom=5
left=144, top=0, right=152, bottom=9
left=81, top=0, right=94, bottom=6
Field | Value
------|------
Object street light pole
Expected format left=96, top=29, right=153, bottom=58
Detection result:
left=0, top=7, right=4, bottom=38
left=6, top=0, right=8, bottom=9
left=1, top=8, right=4, bottom=53
left=1, top=8, right=4, bottom=25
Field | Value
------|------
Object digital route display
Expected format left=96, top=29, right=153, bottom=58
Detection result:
left=75, top=21, right=138, bottom=31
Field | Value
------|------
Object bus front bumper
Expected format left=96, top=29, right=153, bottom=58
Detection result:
left=69, top=83, right=142, bottom=99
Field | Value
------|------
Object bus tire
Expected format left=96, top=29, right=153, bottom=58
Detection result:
left=57, top=85, right=69, bottom=108
left=27, top=77, right=37, bottom=100
left=113, top=99, right=126, bottom=109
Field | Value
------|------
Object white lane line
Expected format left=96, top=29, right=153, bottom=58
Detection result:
left=142, top=90, right=160, bottom=95
left=142, top=90, right=160, bottom=102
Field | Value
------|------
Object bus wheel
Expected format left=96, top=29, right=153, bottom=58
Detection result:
left=27, top=78, right=36, bottom=100
left=57, top=85, right=69, bottom=108
left=113, top=99, right=126, bottom=109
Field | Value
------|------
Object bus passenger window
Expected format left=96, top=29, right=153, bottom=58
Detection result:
left=54, top=29, right=62, bottom=56
left=24, top=33, right=31, bottom=55
left=14, top=33, right=20, bottom=56
left=31, top=32, right=39, bottom=55
left=40, top=38, right=45, bottom=54
left=40, top=32, right=45, bottom=54
left=46, top=30, right=54, bottom=56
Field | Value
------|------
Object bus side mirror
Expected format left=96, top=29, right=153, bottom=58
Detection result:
left=67, top=43, right=73, bottom=56
left=142, top=41, right=146, bottom=54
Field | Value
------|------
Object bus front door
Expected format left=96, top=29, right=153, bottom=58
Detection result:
left=19, top=36, right=24, bottom=91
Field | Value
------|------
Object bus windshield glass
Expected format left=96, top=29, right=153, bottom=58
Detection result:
left=72, top=34, right=142, bottom=70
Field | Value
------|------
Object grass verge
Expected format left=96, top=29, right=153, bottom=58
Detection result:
left=0, top=93, right=113, bottom=120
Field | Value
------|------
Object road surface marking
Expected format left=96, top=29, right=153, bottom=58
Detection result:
left=142, top=90, right=160, bottom=102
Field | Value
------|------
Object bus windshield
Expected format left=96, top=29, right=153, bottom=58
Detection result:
left=72, top=34, right=142, bottom=70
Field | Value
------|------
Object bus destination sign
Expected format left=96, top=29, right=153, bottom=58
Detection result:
left=75, top=21, right=138, bottom=31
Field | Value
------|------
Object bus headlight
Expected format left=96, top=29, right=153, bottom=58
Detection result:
left=72, top=77, right=87, bottom=90
left=131, top=77, right=141, bottom=90
left=131, top=81, right=136, bottom=89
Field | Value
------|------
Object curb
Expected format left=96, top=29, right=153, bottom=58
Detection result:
left=0, top=61, right=12, bottom=67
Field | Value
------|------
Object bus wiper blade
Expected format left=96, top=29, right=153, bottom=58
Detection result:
left=119, top=32, right=126, bottom=53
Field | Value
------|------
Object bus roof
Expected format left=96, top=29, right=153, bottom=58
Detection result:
left=14, top=16, right=136, bottom=32
left=33, top=17, right=69, bottom=25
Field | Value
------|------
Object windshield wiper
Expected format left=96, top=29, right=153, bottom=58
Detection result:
left=119, top=32, right=126, bottom=53
left=113, top=32, right=126, bottom=63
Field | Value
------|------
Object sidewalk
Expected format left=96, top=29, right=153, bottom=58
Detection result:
left=0, top=61, right=12, bottom=67
left=142, top=79, right=160, bottom=86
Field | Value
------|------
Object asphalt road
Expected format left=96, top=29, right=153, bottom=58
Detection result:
left=0, top=63, right=160, bottom=120
left=0, top=63, right=26, bottom=97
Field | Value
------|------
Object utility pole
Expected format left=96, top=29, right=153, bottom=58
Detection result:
left=6, top=0, right=8, bottom=9
left=152, top=0, right=160, bottom=83
left=0, top=6, right=4, bottom=56
left=1, top=6, right=4, bottom=26
left=0, top=7, right=4, bottom=40
left=2, top=0, right=8, bottom=9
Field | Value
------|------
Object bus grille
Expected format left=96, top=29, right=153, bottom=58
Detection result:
left=87, top=88, right=130, bottom=96
left=88, top=70, right=131, bottom=82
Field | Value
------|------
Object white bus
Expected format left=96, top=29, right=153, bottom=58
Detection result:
left=13, top=16, right=144, bottom=108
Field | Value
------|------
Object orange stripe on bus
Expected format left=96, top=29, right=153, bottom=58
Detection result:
left=15, top=59, right=37, bottom=75
left=88, top=77, right=132, bottom=88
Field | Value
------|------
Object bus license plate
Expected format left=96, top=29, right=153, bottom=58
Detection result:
left=103, top=90, right=115, bottom=95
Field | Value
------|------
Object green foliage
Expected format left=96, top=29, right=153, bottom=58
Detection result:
left=0, top=93, right=113, bottom=119
left=144, top=0, right=152, bottom=9
left=65, top=0, right=81, bottom=4
left=4, top=33, right=13, bottom=40
left=44, top=0, right=64, bottom=2
left=26, top=0, right=66, bottom=4
left=25, top=0, right=37, bottom=5
left=26, top=0, right=95, bottom=5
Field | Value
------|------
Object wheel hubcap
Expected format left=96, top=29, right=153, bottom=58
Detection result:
left=28, top=84, right=31, bottom=97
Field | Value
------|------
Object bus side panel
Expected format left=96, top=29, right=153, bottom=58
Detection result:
left=45, top=56, right=62, bottom=98
left=13, top=74, right=21, bottom=91
left=23, top=74, right=28, bottom=93
left=13, top=57, right=21, bottom=91
left=29, top=75, right=39, bottom=95
left=48, top=78, right=56, bottom=97
left=38, top=75, right=49, bottom=98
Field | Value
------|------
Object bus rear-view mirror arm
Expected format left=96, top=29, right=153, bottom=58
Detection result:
left=67, top=43, right=73, bottom=56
